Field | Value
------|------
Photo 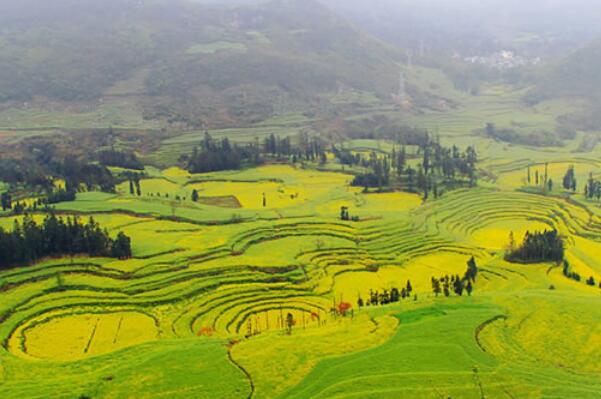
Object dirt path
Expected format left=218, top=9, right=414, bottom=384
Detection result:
left=227, top=347, right=255, bottom=399
left=474, top=314, right=508, bottom=353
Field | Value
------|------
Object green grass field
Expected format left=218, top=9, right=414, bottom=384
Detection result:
left=1, top=66, right=601, bottom=398
left=1, top=156, right=600, bottom=398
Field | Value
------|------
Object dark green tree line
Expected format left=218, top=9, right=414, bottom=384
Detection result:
left=0, top=213, right=132, bottom=268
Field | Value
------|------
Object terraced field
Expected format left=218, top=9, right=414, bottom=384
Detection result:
left=1, top=163, right=600, bottom=398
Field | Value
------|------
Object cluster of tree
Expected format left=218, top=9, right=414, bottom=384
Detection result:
left=431, top=257, right=477, bottom=297
left=264, top=132, right=326, bottom=163
left=340, top=117, right=431, bottom=148
left=46, top=187, right=77, bottom=204
left=0, top=158, right=49, bottom=187
left=485, top=123, right=562, bottom=147
left=1, top=187, right=76, bottom=216
left=98, top=149, right=144, bottom=170
left=356, top=280, right=414, bottom=308
left=58, top=156, right=116, bottom=193
left=187, top=133, right=262, bottom=173
left=186, top=132, right=326, bottom=173
left=127, top=174, right=143, bottom=197
left=506, top=230, right=564, bottom=263
left=0, top=214, right=132, bottom=268
left=0, top=156, right=116, bottom=195
left=347, top=135, right=477, bottom=198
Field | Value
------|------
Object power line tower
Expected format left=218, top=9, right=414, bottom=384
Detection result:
left=398, top=70, right=407, bottom=102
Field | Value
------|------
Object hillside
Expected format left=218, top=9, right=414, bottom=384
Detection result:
left=527, top=39, right=601, bottom=102
left=320, top=0, right=601, bottom=58
left=0, top=0, right=404, bottom=128
left=525, top=39, right=601, bottom=130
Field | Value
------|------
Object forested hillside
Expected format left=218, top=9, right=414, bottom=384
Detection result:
left=0, top=0, right=403, bottom=128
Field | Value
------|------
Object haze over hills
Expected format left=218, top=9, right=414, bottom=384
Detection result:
left=3, top=0, right=601, bottom=132
left=320, top=0, right=601, bottom=58
left=0, top=0, right=407, bottom=128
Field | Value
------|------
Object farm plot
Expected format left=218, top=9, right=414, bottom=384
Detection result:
left=1, top=159, right=601, bottom=399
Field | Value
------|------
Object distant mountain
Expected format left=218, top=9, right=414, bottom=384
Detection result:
left=525, top=39, right=601, bottom=130
left=0, top=0, right=404, bottom=128
left=319, top=0, right=601, bottom=59
left=527, top=39, right=601, bottom=103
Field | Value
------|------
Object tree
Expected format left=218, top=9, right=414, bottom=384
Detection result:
left=340, top=206, right=349, bottom=221
left=548, top=178, right=553, bottom=192
left=191, top=189, right=199, bottom=202
left=1, top=192, right=11, bottom=211
left=423, top=148, right=431, bottom=175
left=587, top=173, right=596, bottom=199
left=111, top=232, right=132, bottom=260
left=544, top=162, right=548, bottom=189
left=453, top=276, right=464, bottom=296
left=464, top=256, right=478, bottom=282
left=466, top=281, right=473, bottom=296
left=397, top=146, right=406, bottom=176
left=586, top=276, right=596, bottom=286
left=485, top=123, right=496, bottom=137
left=431, top=277, right=441, bottom=296
left=563, top=165, right=575, bottom=190
left=286, top=312, right=294, bottom=335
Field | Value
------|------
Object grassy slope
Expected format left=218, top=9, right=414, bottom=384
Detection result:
left=1, top=158, right=601, bottom=398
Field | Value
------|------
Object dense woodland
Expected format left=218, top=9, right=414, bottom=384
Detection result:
left=0, top=154, right=116, bottom=194
left=0, top=214, right=132, bottom=269
left=186, top=132, right=326, bottom=173
left=98, top=149, right=144, bottom=171
left=506, top=230, right=564, bottom=263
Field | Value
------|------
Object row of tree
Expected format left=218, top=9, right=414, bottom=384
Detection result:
left=0, top=213, right=132, bottom=268
left=431, top=274, right=473, bottom=297
left=357, top=280, right=414, bottom=308
left=526, top=163, right=554, bottom=192
left=563, top=260, right=600, bottom=288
